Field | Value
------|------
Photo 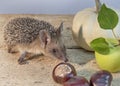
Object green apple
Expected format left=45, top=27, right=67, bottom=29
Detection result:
left=91, top=38, right=120, bottom=73
left=95, top=46, right=120, bottom=73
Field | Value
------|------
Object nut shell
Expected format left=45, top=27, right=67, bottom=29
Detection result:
left=52, top=62, right=77, bottom=84
left=63, top=76, right=89, bottom=86
left=90, top=70, right=113, bottom=86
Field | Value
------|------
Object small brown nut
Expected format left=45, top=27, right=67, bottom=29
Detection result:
left=52, top=62, right=77, bottom=84
left=90, top=70, right=113, bottom=86
left=63, top=76, right=89, bottom=86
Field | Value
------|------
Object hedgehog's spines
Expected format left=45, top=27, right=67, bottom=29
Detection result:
left=4, top=17, right=57, bottom=45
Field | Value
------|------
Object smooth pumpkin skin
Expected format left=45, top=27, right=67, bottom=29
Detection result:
left=95, top=46, right=120, bottom=73
left=72, top=8, right=120, bottom=51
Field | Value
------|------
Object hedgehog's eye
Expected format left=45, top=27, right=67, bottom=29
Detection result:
left=52, top=49, right=57, bottom=53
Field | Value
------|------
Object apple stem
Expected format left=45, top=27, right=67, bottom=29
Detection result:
left=95, top=0, right=102, bottom=13
left=112, top=30, right=120, bottom=45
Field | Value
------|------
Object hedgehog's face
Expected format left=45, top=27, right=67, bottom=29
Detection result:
left=44, top=39, right=68, bottom=62
left=39, top=22, right=68, bottom=62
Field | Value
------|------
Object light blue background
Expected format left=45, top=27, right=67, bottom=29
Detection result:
left=0, top=0, right=120, bottom=14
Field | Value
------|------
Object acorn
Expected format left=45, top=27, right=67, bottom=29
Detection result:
left=90, top=70, right=113, bottom=86
left=52, top=62, right=77, bottom=84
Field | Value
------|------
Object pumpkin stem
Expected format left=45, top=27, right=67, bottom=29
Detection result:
left=95, top=0, right=102, bottom=13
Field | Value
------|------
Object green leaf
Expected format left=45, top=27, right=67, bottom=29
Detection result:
left=90, top=37, right=110, bottom=55
left=98, top=4, right=119, bottom=29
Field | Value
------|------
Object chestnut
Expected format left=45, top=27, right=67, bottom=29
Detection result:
left=90, top=70, right=113, bottom=86
left=52, top=62, right=77, bottom=84
left=63, top=76, right=89, bottom=86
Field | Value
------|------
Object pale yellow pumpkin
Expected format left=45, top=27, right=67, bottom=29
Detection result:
left=72, top=2, right=120, bottom=51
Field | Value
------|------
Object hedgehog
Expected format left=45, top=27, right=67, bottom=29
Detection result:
left=4, top=17, right=68, bottom=64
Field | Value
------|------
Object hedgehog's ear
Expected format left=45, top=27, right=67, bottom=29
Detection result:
left=39, top=30, right=51, bottom=48
left=56, top=22, right=63, bottom=37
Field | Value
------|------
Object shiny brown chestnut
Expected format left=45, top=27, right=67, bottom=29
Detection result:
left=52, top=62, right=77, bottom=84
left=63, top=76, right=89, bottom=86
left=90, top=70, right=113, bottom=86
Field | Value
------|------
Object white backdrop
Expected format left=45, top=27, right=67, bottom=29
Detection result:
left=0, top=0, right=120, bottom=14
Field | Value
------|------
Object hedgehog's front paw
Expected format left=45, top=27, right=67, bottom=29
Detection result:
left=18, top=51, right=29, bottom=65
left=18, top=58, right=28, bottom=65
left=18, top=60, right=28, bottom=65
